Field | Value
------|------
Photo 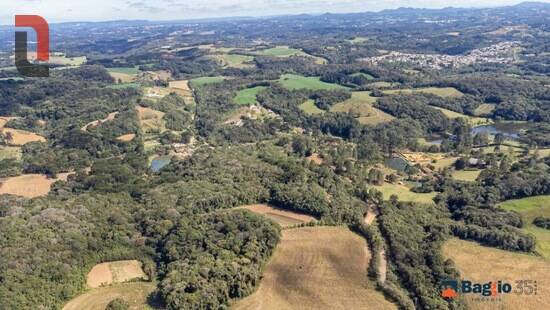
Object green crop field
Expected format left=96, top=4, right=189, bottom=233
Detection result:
left=500, top=196, right=550, bottom=259
left=279, top=74, right=347, bottom=90
left=233, top=86, right=267, bottom=105
left=190, top=76, right=227, bottom=86
left=299, top=99, right=325, bottom=115
left=106, top=67, right=140, bottom=75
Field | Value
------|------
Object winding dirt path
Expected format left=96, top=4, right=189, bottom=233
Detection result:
left=364, top=206, right=387, bottom=284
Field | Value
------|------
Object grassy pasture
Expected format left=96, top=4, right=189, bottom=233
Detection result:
left=236, top=204, right=317, bottom=228
left=299, top=99, right=325, bottom=115
left=443, top=238, right=550, bottom=310
left=233, top=86, right=267, bottom=105
left=474, top=103, right=496, bottom=116
left=367, top=81, right=400, bottom=88
left=330, top=91, right=394, bottom=125
left=500, top=196, right=550, bottom=259
left=253, top=46, right=327, bottom=64
left=0, top=146, right=21, bottom=160
left=433, top=107, right=491, bottom=126
left=350, top=72, right=375, bottom=79
left=383, top=87, right=464, bottom=98
left=233, top=226, right=395, bottom=310
left=62, top=282, right=158, bottom=310
left=279, top=74, right=347, bottom=90
left=373, top=182, right=436, bottom=204
left=107, top=67, right=140, bottom=75
left=452, top=169, right=482, bottom=182
left=190, top=76, right=227, bottom=86
left=218, top=54, right=255, bottom=68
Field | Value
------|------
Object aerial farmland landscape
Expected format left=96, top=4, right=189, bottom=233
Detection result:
left=0, top=1, right=550, bottom=309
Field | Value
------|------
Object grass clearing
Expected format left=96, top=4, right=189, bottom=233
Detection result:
left=136, top=106, right=166, bottom=133
left=279, top=74, right=347, bottom=90
left=107, top=83, right=140, bottom=89
left=62, top=282, right=158, bottom=310
left=433, top=107, right=491, bottom=126
left=350, top=72, right=375, bottom=79
left=330, top=91, right=394, bottom=125
left=106, top=67, right=140, bottom=75
left=233, top=86, right=267, bottom=105
left=1, top=128, right=46, bottom=145
left=0, top=173, right=71, bottom=198
left=116, top=134, right=136, bottom=142
left=87, top=260, right=148, bottom=288
left=500, top=196, right=550, bottom=259
left=474, top=103, right=496, bottom=116
left=367, top=81, right=400, bottom=88
left=452, top=169, right=482, bottom=182
left=233, top=226, right=395, bottom=310
left=383, top=87, right=464, bottom=98
left=299, top=99, right=325, bottom=115
left=372, top=182, right=436, bottom=204
left=443, top=238, right=550, bottom=310
left=0, top=146, right=22, bottom=160
left=236, top=204, right=317, bottom=228
left=213, top=54, right=255, bottom=68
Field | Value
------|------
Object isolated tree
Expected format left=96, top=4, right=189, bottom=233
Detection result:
left=105, top=298, right=129, bottom=310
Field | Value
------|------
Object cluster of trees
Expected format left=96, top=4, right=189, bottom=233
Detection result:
left=533, top=217, right=550, bottom=230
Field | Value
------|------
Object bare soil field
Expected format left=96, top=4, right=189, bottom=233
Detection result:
left=233, top=226, right=395, bottom=310
left=443, top=238, right=550, bottom=310
left=87, top=260, right=147, bottom=288
left=81, top=112, right=119, bottom=131
left=236, top=204, right=316, bottom=228
left=306, top=153, right=323, bottom=165
left=62, top=282, right=157, bottom=310
left=0, top=173, right=71, bottom=198
left=117, top=134, right=136, bottom=142
left=2, top=128, right=46, bottom=145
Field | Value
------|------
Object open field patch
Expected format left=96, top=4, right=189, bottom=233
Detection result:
left=136, top=106, right=165, bottom=133
left=116, top=134, right=136, bottom=142
left=234, top=86, right=267, bottom=105
left=330, top=91, right=394, bottom=125
left=62, top=282, right=157, bottom=310
left=443, top=238, right=550, bottom=310
left=279, top=74, right=347, bottom=90
left=236, top=204, right=317, bottom=228
left=367, top=81, right=400, bottom=88
left=107, top=67, right=140, bottom=75
left=87, top=260, right=147, bottom=288
left=383, top=87, right=464, bottom=98
left=474, top=103, right=496, bottom=116
left=224, top=105, right=278, bottom=125
left=210, top=54, right=255, bottom=69
left=168, top=80, right=191, bottom=91
left=0, top=173, right=71, bottom=198
left=500, top=196, right=550, bottom=259
left=1, top=128, right=46, bottom=145
left=452, top=169, right=482, bottom=182
left=373, top=182, right=436, bottom=204
left=0, top=146, right=22, bottom=160
left=0, top=116, right=18, bottom=129
left=233, top=226, right=395, bottom=310
left=299, top=99, right=325, bottom=115
left=433, top=107, right=491, bottom=126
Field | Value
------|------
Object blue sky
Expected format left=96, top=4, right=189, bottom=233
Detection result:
left=2, top=0, right=548, bottom=24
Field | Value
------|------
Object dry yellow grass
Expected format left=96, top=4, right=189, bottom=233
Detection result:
left=306, top=153, right=323, bottom=165
left=236, top=204, right=317, bottom=228
left=452, top=169, right=482, bottom=182
left=330, top=92, right=394, bottom=126
left=109, top=72, right=135, bottom=83
left=87, top=260, right=147, bottom=288
left=0, top=173, right=72, bottom=198
left=136, top=106, right=166, bottom=133
left=443, top=239, right=550, bottom=310
left=117, top=134, right=136, bottom=142
left=62, top=282, right=156, bottom=310
left=2, top=128, right=46, bottom=145
left=168, top=80, right=191, bottom=91
left=233, top=226, right=395, bottom=310
left=0, top=116, right=18, bottom=129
